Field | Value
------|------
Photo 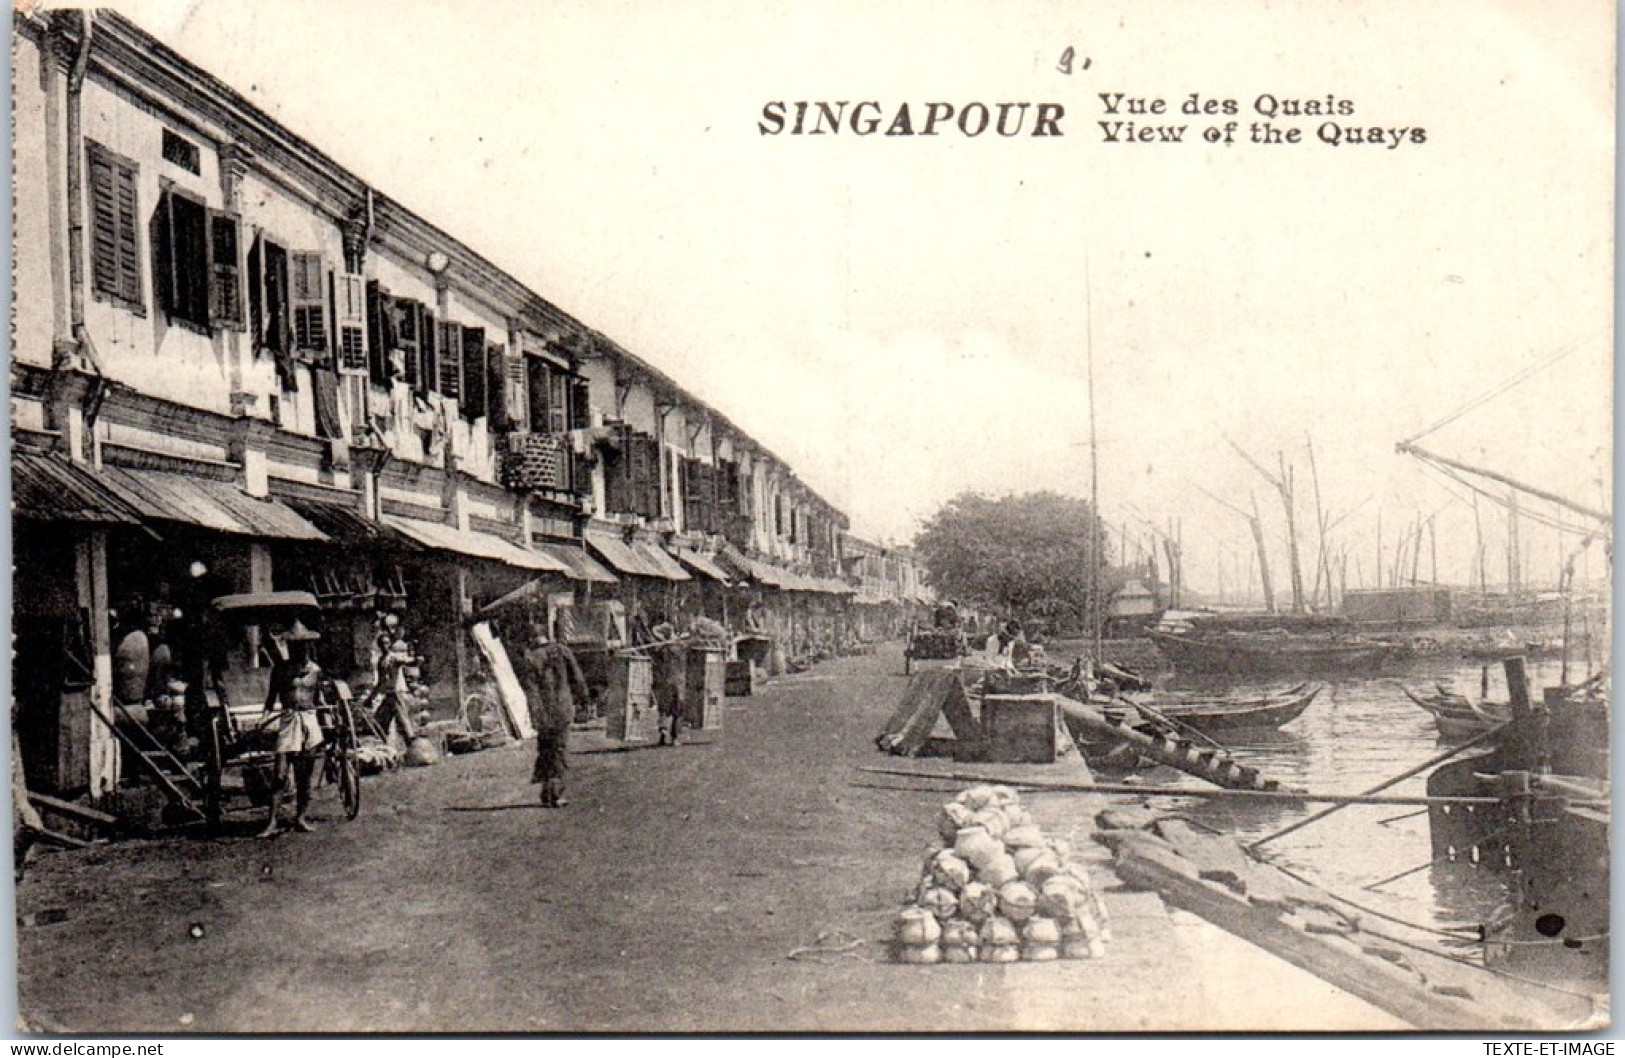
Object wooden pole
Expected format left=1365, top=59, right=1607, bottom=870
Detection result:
left=1250, top=493, right=1275, bottom=613
left=1306, top=435, right=1329, bottom=610
left=1248, top=720, right=1510, bottom=850
left=852, top=766, right=1570, bottom=808
left=1280, top=453, right=1304, bottom=612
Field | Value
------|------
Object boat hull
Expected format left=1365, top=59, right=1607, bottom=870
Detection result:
left=1153, top=683, right=1321, bottom=734
left=1149, top=629, right=1394, bottom=676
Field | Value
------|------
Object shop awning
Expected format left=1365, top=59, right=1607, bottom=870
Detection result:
left=631, top=540, right=691, bottom=581
left=534, top=540, right=619, bottom=585
left=669, top=546, right=730, bottom=584
left=100, top=466, right=328, bottom=541
left=587, top=531, right=663, bottom=578
left=382, top=515, right=572, bottom=573
left=13, top=451, right=147, bottom=527
left=586, top=532, right=689, bottom=581
left=283, top=497, right=407, bottom=546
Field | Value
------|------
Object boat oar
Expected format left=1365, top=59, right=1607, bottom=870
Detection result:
left=1126, top=697, right=1227, bottom=752
left=1248, top=721, right=1508, bottom=852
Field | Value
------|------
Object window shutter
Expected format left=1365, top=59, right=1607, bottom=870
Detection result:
left=207, top=211, right=242, bottom=328
left=88, top=143, right=143, bottom=309
left=246, top=237, right=290, bottom=355
left=113, top=160, right=140, bottom=306
left=486, top=343, right=508, bottom=429
left=459, top=326, right=486, bottom=421
left=289, top=251, right=329, bottom=352
left=629, top=435, right=658, bottom=519
left=334, top=273, right=367, bottom=374
left=154, top=189, right=209, bottom=327
left=152, top=189, right=174, bottom=315
left=436, top=320, right=463, bottom=399
left=604, top=433, right=631, bottom=515
left=506, top=354, right=528, bottom=428
left=684, top=461, right=706, bottom=534
left=394, top=299, right=420, bottom=389
left=526, top=358, right=549, bottom=432
left=547, top=372, right=569, bottom=434
left=365, top=280, right=387, bottom=384
left=89, top=147, right=118, bottom=295
left=419, top=307, right=437, bottom=394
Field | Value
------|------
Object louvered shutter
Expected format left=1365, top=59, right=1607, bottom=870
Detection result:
left=629, top=435, right=655, bottom=519
left=435, top=320, right=462, bottom=399
left=207, top=211, right=243, bottom=328
left=334, top=273, right=367, bottom=373
left=113, top=161, right=140, bottom=306
left=547, top=372, right=569, bottom=434
left=289, top=251, right=329, bottom=352
left=88, top=143, right=142, bottom=308
left=365, top=281, right=387, bottom=384
left=486, top=343, right=508, bottom=429
left=420, top=307, right=437, bottom=394
left=247, top=237, right=263, bottom=349
left=649, top=438, right=668, bottom=518
left=89, top=147, right=118, bottom=296
left=506, top=354, right=527, bottom=427
left=604, top=431, right=632, bottom=515
left=459, top=326, right=485, bottom=420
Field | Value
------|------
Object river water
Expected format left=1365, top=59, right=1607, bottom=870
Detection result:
left=1074, top=653, right=1588, bottom=937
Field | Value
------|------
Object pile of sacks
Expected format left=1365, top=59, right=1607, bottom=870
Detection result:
left=893, top=784, right=1109, bottom=964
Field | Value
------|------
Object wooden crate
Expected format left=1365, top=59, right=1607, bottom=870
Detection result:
left=605, top=653, right=657, bottom=743
left=683, top=647, right=726, bottom=730
left=724, top=660, right=754, bottom=697
left=980, top=694, right=1062, bottom=764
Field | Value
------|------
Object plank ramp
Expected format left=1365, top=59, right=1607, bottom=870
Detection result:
left=1100, top=813, right=1598, bottom=1031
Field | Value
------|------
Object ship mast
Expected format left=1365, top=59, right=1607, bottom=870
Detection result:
left=1085, top=254, right=1103, bottom=661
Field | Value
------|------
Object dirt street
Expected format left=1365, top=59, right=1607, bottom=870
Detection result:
left=16, top=646, right=1396, bottom=1033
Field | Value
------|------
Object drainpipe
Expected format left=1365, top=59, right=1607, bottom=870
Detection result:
left=62, top=10, right=105, bottom=379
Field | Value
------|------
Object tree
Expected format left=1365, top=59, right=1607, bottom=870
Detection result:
left=913, top=491, right=1120, bottom=634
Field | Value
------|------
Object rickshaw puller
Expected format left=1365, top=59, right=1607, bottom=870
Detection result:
left=260, top=620, right=325, bottom=836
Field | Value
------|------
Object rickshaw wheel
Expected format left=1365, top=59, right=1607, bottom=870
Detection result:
left=333, top=705, right=361, bottom=820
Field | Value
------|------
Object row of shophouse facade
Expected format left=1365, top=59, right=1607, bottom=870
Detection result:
left=11, top=9, right=929, bottom=801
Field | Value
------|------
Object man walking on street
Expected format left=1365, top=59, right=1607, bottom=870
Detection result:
left=519, top=611, right=588, bottom=808
left=649, top=618, right=687, bottom=746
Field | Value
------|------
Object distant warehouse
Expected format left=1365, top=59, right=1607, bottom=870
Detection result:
left=1340, top=587, right=1453, bottom=626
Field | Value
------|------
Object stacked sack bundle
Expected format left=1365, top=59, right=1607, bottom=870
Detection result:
left=892, top=784, right=1110, bottom=964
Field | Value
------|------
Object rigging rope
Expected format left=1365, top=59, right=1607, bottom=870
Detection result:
left=1404, top=339, right=1590, bottom=446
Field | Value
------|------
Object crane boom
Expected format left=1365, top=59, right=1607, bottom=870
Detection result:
left=1395, top=441, right=1609, bottom=524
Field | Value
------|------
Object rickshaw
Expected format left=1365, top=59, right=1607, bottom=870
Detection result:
left=198, top=592, right=362, bottom=827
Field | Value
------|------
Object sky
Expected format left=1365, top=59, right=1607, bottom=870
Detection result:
left=85, top=0, right=1614, bottom=598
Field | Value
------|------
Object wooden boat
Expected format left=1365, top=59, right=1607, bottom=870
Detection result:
left=1148, top=682, right=1322, bottom=734
left=1401, top=684, right=1510, bottom=739
left=1149, top=628, right=1396, bottom=676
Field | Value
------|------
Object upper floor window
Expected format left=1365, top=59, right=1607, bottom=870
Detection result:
left=155, top=185, right=242, bottom=332
left=160, top=130, right=201, bottom=176
left=86, top=141, right=143, bottom=313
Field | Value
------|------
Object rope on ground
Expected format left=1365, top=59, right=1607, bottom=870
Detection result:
left=786, top=929, right=876, bottom=963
